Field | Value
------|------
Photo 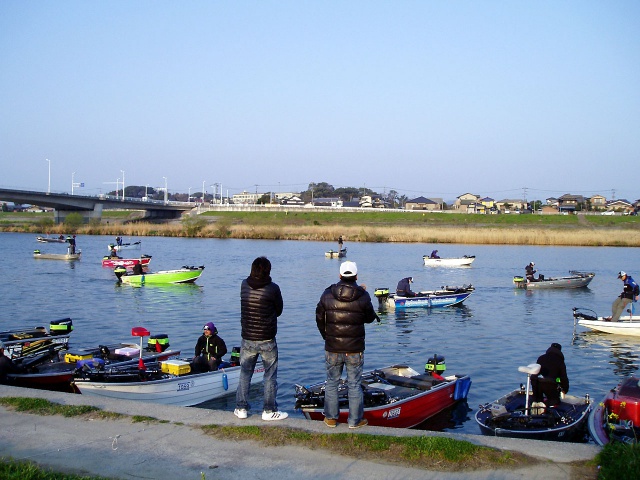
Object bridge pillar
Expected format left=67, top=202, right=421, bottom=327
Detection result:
left=53, top=204, right=103, bottom=224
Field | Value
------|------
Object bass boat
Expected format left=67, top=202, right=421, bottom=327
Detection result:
left=115, top=265, right=205, bottom=285
left=374, top=285, right=474, bottom=310
left=573, top=307, right=640, bottom=337
left=513, top=271, right=595, bottom=289
left=294, top=354, right=472, bottom=429
left=108, top=241, right=141, bottom=252
left=588, top=376, right=640, bottom=445
left=325, top=248, right=347, bottom=258
left=102, top=254, right=152, bottom=268
left=34, top=249, right=82, bottom=261
left=475, top=363, right=591, bottom=442
left=423, top=255, right=475, bottom=267
left=36, top=236, right=67, bottom=243
left=1, top=318, right=73, bottom=360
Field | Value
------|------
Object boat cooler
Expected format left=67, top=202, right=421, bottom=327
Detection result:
left=161, top=359, right=191, bottom=375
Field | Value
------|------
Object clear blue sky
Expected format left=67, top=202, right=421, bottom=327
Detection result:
left=1, top=1, right=638, bottom=202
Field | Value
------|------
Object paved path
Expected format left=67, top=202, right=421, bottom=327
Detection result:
left=0, top=385, right=600, bottom=479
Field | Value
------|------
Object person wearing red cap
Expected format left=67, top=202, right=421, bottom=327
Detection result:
left=609, top=271, right=639, bottom=322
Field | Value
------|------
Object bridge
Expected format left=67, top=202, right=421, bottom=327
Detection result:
left=0, top=188, right=194, bottom=223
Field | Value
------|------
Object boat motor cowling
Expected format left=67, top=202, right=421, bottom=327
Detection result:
left=425, top=354, right=446, bottom=376
left=114, top=266, right=127, bottom=280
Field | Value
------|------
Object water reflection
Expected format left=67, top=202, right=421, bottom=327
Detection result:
left=573, top=332, right=640, bottom=377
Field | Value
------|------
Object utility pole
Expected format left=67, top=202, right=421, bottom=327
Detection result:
left=46, top=158, right=51, bottom=194
left=121, top=170, right=125, bottom=201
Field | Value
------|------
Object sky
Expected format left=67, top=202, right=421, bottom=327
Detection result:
left=1, top=1, right=639, bottom=203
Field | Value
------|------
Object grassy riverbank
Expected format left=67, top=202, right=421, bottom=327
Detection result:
left=2, top=210, right=639, bottom=247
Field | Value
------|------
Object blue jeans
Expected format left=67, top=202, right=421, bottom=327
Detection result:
left=236, top=338, right=279, bottom=412
left=324, top=351, right=364, bottom=426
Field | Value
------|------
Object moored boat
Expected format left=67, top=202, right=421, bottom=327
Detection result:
left=1, top=318, right=73, bottom=360
left=325, top=248, right=347, bottom=258
left=475, top=363, right=591, bottom=442
left=115, top=265, right=205, bottom=285
left=294, top=355, right=471, bottom=429
left=573, top=307, right=640, bottom=337
left=102, top=254, right=152, bottom=268
left=423, top=255, right=475, bottom=267
left=73, top=358, right=264, bottom=406
left=588, top=376, right=640, bottom=445
left=374, top=285, right=474, bottom=310
left=33, top=249, right=82, bottom=261
left=36, top=235, right=67, bottom=243
left=513, top=271, right=595, bottom=289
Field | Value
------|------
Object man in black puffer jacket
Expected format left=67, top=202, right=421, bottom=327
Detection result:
left=316, top=261, right=378, bottom=429
left=235, top=256, right=287, bottom=421
left=532, top=342, right=569, bottom=407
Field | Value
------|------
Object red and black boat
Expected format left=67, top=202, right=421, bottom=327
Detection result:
left=589, top=376, right=640, bottom=445
left=294, top=355, right=472, bottom=429
left=101, top=254, right=152, bottom=268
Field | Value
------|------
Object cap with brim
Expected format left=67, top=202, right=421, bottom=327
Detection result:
left=340, top=261, right=358, bottom=277
left=618, top=271, right=627, bottom=278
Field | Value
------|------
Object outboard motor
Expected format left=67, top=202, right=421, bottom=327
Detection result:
left=114, top=266, right=127, bottom=281
left=230, top=346, right=241, bottom=366
left=147, top=334, right=170, bottom=352
left=373, top=288, right=389, bottom=308
left=49, top=318, right=73, bottom=335
left=425, top=354, right=446, bottom=376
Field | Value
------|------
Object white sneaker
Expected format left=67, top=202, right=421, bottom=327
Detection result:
left=262, top=410, right=288, bottom=421
left=234, top=408, right=248, bottom=419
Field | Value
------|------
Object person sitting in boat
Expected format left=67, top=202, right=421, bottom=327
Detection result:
left=58, top=234, right=64, bottom=240
left=132, top=262, right=144, bottom=275
left=192, top=322, right=227, bottom=373
left=116, top=236, right=123, bottom=246
left=430, top=250, right=440, bottom=259
left=525, top=262, right=538, bottom=282
left=531, top=342, right=569, bottom=409
left=0, top=340, right=23, bottom=384
left=396, top=277, right=417, bottom=297
left=109, top=247, right=120, bottom=258
left=609, top=271, right=639, bottom=322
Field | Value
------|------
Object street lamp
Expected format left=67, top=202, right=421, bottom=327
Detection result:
left=202, top=180, right=206, bottom=203
left=46, top=159, right=51, bottom=194
left=188, top=187, right=192, bottom=203
left=163, top=177, right=167, bottom=204
left=72, top=172, right=75, bottom=195
left=121, top=170, right=125, bottom=201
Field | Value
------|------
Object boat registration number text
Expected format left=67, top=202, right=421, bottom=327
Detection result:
left=383, top=407, right=401, bottom=419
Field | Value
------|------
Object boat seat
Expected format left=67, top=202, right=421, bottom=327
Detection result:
left=518, top=363, right=541, bottom=375
left=381, top=373, right=433, bottom=391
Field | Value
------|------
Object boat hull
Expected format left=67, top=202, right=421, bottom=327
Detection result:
left=422, top=256, right=475, bottom=267
left=295, top=365, right=472, bottom=429
left=119, top=267, right=204, bottom=285
left=74, top=362, right=264, bottom=406
left=576, top=315, right=640, bottom=336
left=36, top=236, right=67, bottom=243
left=109, top=241, right=142, bottom=252
left=325, top=248, right=347, bottom=258
left=475, top=389, right=591, bottom=442
left=34, top=251, right=82, bottom=261
left=588, top=376, right=640, bottom=445
left=514, top=272, right=594, bottom=289
left=102, top=255, right=152, bottom=268
left=375, top=286, right=474, bottom=310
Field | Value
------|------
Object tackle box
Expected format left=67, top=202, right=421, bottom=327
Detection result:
left=161, top=360, right=191, bottom=375
left=114, top=347, right=140, bottom=357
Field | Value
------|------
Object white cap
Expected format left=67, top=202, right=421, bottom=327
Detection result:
left=340, top=261, right=358, bottom=277
left=618, top=271, right=627, bottom=278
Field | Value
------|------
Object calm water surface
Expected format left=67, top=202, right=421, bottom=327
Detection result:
left=3, top=232, right=640, bottom=436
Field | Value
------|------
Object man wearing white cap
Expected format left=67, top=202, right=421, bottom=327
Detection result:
left=315, top=261, right=378, bottom=429
left=610, top=271, right=639, bottom=322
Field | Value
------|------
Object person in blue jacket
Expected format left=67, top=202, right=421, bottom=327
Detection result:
left=396, top=277, right=417, bottom=297
left=609, top=271, right=639, bottom=322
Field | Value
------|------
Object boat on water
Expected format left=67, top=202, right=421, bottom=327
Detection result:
left=573, top=307, right=640, bottom=337
left=115, top=265, right=205, bottom=285
left=374, top=285, right=474, bottom=310
left=73, top=357, right=264, bottom=406
left=108, top=240, right=141, bottom=252
left=475, top=363, right=591, bottom=442
left=33, top=249, right=82, bottom=261
left=423, top=255, right=475, bottom=267
left=325, top=248, right=347, bottom=258
left=102, top=254, right=152, bottom=268
left=513, top=271, right=595, bottom=289
left=1, top=318, right=73, bottom=360
left=36, top=235, right=67, bottom=243
left=588, top=376, right=640, bottom=445
left=294, top=355, right=472, bottom=429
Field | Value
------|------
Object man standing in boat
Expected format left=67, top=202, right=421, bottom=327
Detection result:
left=315, top=261, right=378, bottom=429
left=609, top=271, right=639, bottom=322
left=235, top=256, right=287, bottom=421
left=338, top=235, right=344, bottom=252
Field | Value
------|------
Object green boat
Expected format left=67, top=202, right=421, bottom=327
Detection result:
left=115, top=265, right=204, bottom=285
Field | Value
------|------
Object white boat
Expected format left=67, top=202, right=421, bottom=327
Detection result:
left=573, top=308, right=640, bottom=337
left=422, top=255, right=475, bottom=267
left=73, top=361, right=265, bottom=406
left=325, top=248, right=347, bottom=258
left=33, top=249, right=82, bottom=261
left=108, top=241, right=142, bottom=252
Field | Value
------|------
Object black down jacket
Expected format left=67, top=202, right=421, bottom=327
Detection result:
left=316, top=279, right=377, bottom=353
left=240, top=276, right=283, bottom=341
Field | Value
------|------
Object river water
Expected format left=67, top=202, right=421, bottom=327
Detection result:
left=3, top=232, right=640, bottom=436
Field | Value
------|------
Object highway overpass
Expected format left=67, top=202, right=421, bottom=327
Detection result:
left=0, top=188, right=194, bottom=223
